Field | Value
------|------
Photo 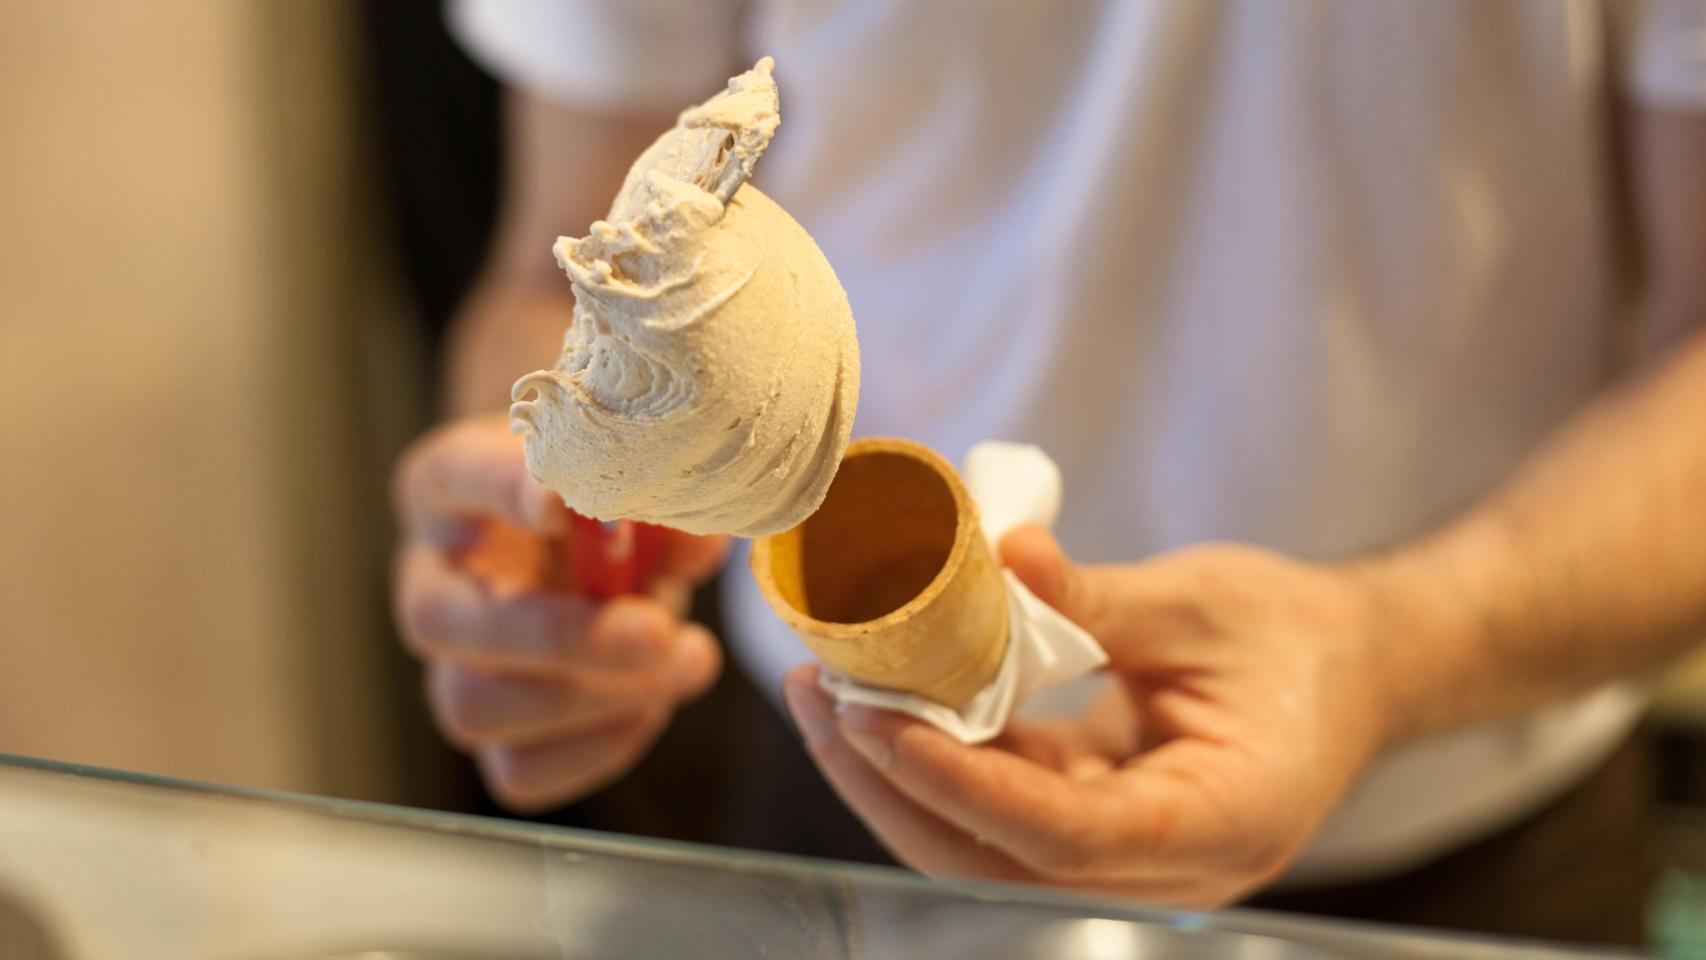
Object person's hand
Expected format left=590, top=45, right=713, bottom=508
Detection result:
left=393, top=415, right=727, bottom=811
left=784, top=526, right=1392, bottom=907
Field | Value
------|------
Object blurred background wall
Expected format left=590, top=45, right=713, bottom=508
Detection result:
left=0, top=1, right=427, bottom=800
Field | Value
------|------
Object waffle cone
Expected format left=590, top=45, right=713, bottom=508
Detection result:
left=750, top=437, right=1009, bottom=708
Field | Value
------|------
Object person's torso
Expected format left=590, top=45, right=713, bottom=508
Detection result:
left=754, top=0, right=1621, bottom=563
left=725, top=0, right=1644, bottom=883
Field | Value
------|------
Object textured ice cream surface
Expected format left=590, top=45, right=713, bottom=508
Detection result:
left=509, top=58, right=860, bottom=537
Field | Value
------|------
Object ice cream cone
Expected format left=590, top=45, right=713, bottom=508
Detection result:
left=750, top=437, right=1009, bottom=709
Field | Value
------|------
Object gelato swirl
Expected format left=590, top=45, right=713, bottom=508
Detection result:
left=510, top=58, right=860, bottom=537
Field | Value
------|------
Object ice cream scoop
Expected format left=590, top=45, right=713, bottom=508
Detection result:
left=509, top=58, right=860, bottom=537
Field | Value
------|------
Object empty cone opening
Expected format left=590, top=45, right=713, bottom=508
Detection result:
left=768, top=448, right=960, bottom=625
left=750, top=437, right=1009, bottom=708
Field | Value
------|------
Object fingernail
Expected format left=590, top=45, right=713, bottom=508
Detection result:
left=837, top=706, right=895, bottom=769
left=784, top=680, right=835, bottom=749
left=604, top=605, right=667, bottom=668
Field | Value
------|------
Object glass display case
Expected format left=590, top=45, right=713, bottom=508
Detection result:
left=0, top=753, right=1644, bottom=959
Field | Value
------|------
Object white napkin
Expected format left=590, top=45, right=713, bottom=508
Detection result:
left=817, top=442, right=1108, bottom=743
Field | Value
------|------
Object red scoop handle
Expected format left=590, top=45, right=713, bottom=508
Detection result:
left=562, top=514, right=669, bottom=600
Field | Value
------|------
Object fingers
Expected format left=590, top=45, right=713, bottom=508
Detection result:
left=838, top=701, right=1256, bottom=883
left=475, top=712, right=668, bottom=813
left=997, top=525, right=1071, bottom=605
left=425, top=627, right=715, bottom=748
left=833, top=702, right=1138, bottom=879
left=782, top=667, right=1030, bottom=881
left=397, top=542, right=692, bottom=673
left=662, top=622, right=722, bottom=700
left=994, top=719, right=1121, bottom=781
left=395, top=416, right=570, bottom=541
left=434, top=626, right=719, bottom=813
left=786, top=669, right=1271, bottom=907
left=390, top=415, right=730, bottom=813
left=396, top=542, right=589, bottom=670
left=429, top=661, right=619, bottom=746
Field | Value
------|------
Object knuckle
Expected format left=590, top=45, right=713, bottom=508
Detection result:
left=586, top=601, right=673, bottom=668
left=399, top=585, right=456, bottom=641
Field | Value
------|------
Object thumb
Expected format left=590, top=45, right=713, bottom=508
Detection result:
left=998, top=525, right=1125, bottom=642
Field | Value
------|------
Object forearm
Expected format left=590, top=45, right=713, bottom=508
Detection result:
left=1359, top=328, right=1706, bottom=745
left=444, top=280, right=574, bottom=417
left=442, top=90, right=672, bottom=417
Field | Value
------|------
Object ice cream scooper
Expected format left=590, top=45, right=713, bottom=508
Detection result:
left=561, top=515, right=669, bottom=600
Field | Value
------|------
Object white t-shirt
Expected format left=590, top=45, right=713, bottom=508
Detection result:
left=449, top=0, right=1706, bottom=883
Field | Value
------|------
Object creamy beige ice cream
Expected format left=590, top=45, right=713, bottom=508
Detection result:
left=509, top=58, right=860, bottom=537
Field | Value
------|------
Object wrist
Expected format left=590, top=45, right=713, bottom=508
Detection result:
left=1335, top=524, right=1505, bottom=751
left=444, top=282, right=572, bottom=418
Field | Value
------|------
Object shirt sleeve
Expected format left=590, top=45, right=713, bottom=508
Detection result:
left=445, top=0, right=750, bottom=111
left=1625, top=0, right=1706, bottom=110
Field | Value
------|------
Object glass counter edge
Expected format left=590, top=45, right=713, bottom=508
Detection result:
left=0, top=751, right=1170, bottom=916
left=0, top=752, right=1641, bottom=960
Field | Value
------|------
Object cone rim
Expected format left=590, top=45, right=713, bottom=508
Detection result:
left=749, top=436, right=981, bottom=638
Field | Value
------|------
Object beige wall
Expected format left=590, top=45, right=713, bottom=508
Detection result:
left=0, top=2, right=416, bottom=798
